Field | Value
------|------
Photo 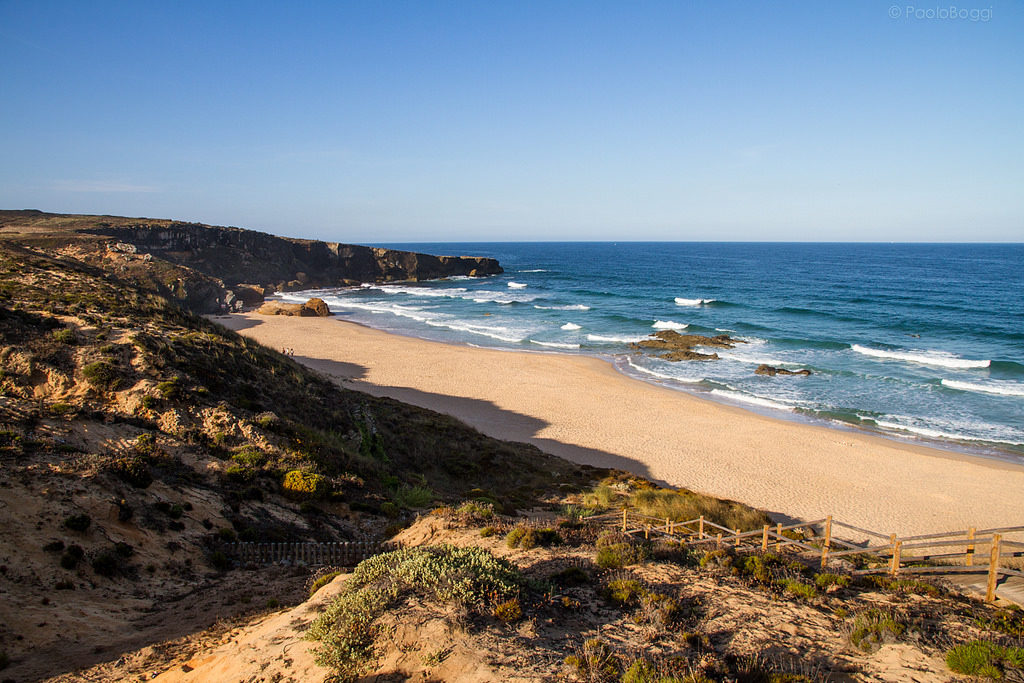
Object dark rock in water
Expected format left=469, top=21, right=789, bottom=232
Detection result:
left=755, top=364, right=811, bottom=377
left=662, top=350, right=720, bottom=361
left=256, top=297, right=331, bottom=317
left=632, top=330, right=746, bottom=361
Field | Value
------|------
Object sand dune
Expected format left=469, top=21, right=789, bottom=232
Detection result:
left=218, top=313, right=1024, bottom=537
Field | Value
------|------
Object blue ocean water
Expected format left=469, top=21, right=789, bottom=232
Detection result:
left=282, top=243, right=1024, bottom=459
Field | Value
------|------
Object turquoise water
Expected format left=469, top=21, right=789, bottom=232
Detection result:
left=281, top=243, right=1024, bottom=459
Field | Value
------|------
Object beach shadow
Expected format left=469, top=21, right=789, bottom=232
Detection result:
left=292, top=356, right=660, bottom=485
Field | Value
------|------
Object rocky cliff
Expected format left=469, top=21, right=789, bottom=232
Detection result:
left=81, top=221, right=503, bottom=290
left=0, top=210, right=502, bottom=313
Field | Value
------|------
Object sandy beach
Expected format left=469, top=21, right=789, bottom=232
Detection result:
left=219, top=312, right=1024, bottom=537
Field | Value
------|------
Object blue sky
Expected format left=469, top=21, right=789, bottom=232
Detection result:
left=1, top=1, right=1021, bottom=242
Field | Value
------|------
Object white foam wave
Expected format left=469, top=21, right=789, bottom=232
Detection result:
left=675, top=297, right=715, bottom=306
left=852, top=345, right=990, bottom=369
left=652, top=320, right=689, bottom=330
left=529, top=340, right=580, bottom=350
left=518, top=269, right=548, bottom=273
left=873, top=419, right=1022, bottom=446
left=423, top=319, right=525, bottom=343
left=941, top=379, right=1024, bottom=397
left=374, top=284, right=468, bottom=298
left=587, top=334, right=646, bottom=344
left=717, top=351, right=792, bottom=366
left=710, top=389, right=794, bottom=411
left=625, top=358, right=703, bottom=383
left=507, top=282, right=528, bottom=289
left=332, top=300, right=436, bottom=323
left=561, top=322, right=582, bottom=331
left=366, top=283, right=536, bottom=304
left=534, top=304, right=591, bottom=311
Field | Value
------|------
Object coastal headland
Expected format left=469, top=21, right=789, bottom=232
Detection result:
left=223, top=311, right=1024, bottom=537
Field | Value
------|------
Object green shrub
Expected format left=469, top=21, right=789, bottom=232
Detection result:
left=392, top=484, right=433, bottom=509
left=63, top=513, right=91, bottom=532
left=209, top=550, right=230, bottom=571
left=583, top=484, right=618, bottom=509
left=699, top=548, right=733, bottom=570
left=231, top=446, right=267, bottom=468
left=849, top=608, right=905, bottom=652
left=82, top=361, right=121, bottom=390
left=217, top=527, right=237, bottom=542
left=629, top=487, right=770, bottom=532
left=60, top=544, right=84, bottom=569
left=91, top=549, right=120, bottom=576
left=551, top=566, right=590, bottom=587
left=814, top=572, right=851, bottom=590
left=43, top=540, right=65, bottom=552
left=604, top=579, right=645, bottom=607
left=946, top=640, right=1024, bottom=678
left=52, top=328, right=76, bottom=344
left=140, top=395, right=158, bottom=410
left=493, top=597, right=523, bottom=623
left=780, top=579, right=818, bottom=601
left=307, top=545, right=522, bottom=680
left=282, top=470, right=329, bottom=499
left=310, top=571, right=343, bottom=598
left=479, top=526, right=496, bottom=538
left=454, top=500, right=495, bottom=523
left=506, top=527, right=526, bottom=549
left=109, top=456, right=152, bottom=488
left=565, top=638, right=619, bottom=681
left=595, top=534, right=648, bottom=569
left=156, top=376, right=182, bottom=400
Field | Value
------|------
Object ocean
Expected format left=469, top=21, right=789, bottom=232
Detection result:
left=280, top=242, right=1024, bottom=460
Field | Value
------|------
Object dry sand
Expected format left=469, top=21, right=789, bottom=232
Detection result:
left=218, top=313, right=1024, bottom=537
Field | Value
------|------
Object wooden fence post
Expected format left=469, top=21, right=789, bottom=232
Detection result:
left=699, top=516, right=705, bottom=539
left=622, top=509, right=627, bottom=533
left=820, top=515, right=833, bottom=568
left=645, top=524, right=650, bottom=540
left=761, top=525, right=769, bottom=552
left=734, top=528, right=740, bottom=548
left=775, top=523, right=782, bottom=552
left=715, top=532, right=722, bottom=549
left=890, top=540, right=902, bottom=576
left=666, top=517, right=671, bottom=536
left=986, top=534, right=1002, bottom=603
left=966, top=527, right=976, bottom=566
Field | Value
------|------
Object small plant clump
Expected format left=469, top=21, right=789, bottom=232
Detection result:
left=493, top=597, right=523, bottom=623
left=946, top=639, right=1024, bottom=679
left=282, top=470, right=329, bottom=499
left=63, top=513, right=92, bottom=532
left=82, top=361, right=121, bottom=391
left=849, top=608, right=906, bottom=652
left=565, top=638, right=619, bottom=681
left=506, top=525, right=561, bottom=550
left=604, top=579, right=646, bottom=607
left=309, top=570, right=343, bottom=597
left=391, top=484, right=434, bottom=509
left=307, top=545, right=523, bottom=681
left=595, top=532, right=648, bottom=569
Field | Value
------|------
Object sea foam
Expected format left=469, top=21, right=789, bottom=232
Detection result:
left=652, top=320, right=689, bottom=330
left=534, top=304, right=591, bottom=311
left=587, top=333, right=646, bottom=344
left=852, top=344, right=990, bottom=369
left=529, top=339, right=580, bottom=349
left=675, top=297, right=715, bottom=306
left=710, top=389, right=794, bottom=411
left=941, top=379, right=1024, bottom=397
left=507, top=282, right=528, bottom=289
left=561, top=322, right=582, bottom=331
left=625, top=358, right=703, bottom=383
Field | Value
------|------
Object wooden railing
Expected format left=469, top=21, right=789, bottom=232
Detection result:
left=589, top=510, right=1024, bottom=603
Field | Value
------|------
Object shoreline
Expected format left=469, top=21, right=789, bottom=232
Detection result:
left=216, top=312, right=1024, bottom=536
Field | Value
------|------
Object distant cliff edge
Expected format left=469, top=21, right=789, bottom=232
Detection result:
left=0, top=210, right=503, bottom=312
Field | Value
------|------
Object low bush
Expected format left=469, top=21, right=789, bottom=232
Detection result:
left=282, top=470, right=329, bottom=499
left=780, top=578, right=818, bottom=601
left=946, top=640, right=1024, bottom=678
left=550, top=566, right=591, bottom=587
left=479, top=526, right=496, bottom=538
left=309, top=570, right=342, bottom=598
left=52, top=328, right=76, bottom=344
left=506, top=526, right=561, bottom=550
left=493, top=597, right=523, bottom=623
left=109, top=456, right=152, bottom=488
left=604, top=578, right=645, bottom=607
left=307, top=545, right=522, bottom=681
left=391, top=484, right=434, bottom=509
left=82, top=361, right=121, bottom=391
left=63, top=513, right=91, bottom=532
left=849, top=608, right=906, bottom=652
left=596, top=533, right=648, bottom=569
left=814, top=572, right=851, bottom=590
left=565, top=638, right=619, bottom=681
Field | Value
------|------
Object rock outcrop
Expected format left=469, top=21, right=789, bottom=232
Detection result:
left=257, top=297, right=331, bottom=317
left=755, top=364, right=812, bottom=377
left=632, top=331, right=746, bottom=361
left=80, top=221, right=503, bottom=290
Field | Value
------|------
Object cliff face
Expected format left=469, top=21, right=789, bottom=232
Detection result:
left=81, top=222, right=502, bottom=290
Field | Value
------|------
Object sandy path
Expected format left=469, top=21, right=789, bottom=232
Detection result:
left=217, top=313, right=1024, bottom=537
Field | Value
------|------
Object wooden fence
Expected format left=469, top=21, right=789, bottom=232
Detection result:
left=588, top=510, right=1024, bottom=604
left=226, top=541, right=398, bottom=568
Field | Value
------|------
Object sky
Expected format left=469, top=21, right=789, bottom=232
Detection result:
left=1, top=1, right=1021, bottom=242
